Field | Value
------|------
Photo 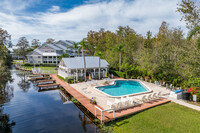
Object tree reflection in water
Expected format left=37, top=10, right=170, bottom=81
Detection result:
left=0, top=66, right=15, bottom=133
left=0, top=106, right=16, bottom=133
left=16, top=71, right=30, bottom=92
left=0, top=66, right=13, bottom=104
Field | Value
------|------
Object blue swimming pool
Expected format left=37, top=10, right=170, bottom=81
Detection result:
left=96, top=80, right=149, bottom=97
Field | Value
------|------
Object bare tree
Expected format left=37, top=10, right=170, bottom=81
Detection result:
left=0, top=28, right=11, bottom=46
left=45, top=38, right=55, bottom=44
left=31, top=39, right=40, bottom=48
left=16, top=37, right=29, bottom=63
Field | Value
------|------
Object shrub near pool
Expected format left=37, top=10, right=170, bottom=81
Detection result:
left=105, top=103, right=200, bottom=133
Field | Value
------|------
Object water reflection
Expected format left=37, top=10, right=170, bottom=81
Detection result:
left=16, top=71, right=31, bottom=92
left=0, top=66, right=13, bottom=104
left=1, top=68, right=98, bottom=133
left=0, top=106, right=16, bottom=133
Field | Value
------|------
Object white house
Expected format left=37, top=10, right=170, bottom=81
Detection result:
left=27, top=40, right=79, bottom=64
left=58, top=56, right=109, bottom=79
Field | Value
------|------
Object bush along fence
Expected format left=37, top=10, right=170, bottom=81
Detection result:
left=22, top=63, right=57, bottom=67
left=187, top=87, right=200, bottom=102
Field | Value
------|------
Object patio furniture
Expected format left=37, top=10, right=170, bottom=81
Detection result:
left=151, top=93, right=157, bottom=100
left=146, top=94, right=152, bottom=101
left=107, top=100, right=119, bottom=109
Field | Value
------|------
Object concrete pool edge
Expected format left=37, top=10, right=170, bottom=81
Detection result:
left=94, top=79, right=153, bottom=98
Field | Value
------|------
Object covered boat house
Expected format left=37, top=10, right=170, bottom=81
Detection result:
left=58, top=56, right=109, bottom=79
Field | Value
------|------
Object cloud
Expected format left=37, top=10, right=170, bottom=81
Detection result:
left=49, top=6, right=60, bottom=12
left=0, top=0, right=38, bottom=13
left=0, top=0, right=187, bottom=44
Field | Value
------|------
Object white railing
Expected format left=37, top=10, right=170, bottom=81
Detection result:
left=94, top=106, right=115, bottom=122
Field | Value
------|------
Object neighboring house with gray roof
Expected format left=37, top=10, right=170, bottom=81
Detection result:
left=58, top=56, right=109, bottom=78
left=27, top=40, right=77, bottom=64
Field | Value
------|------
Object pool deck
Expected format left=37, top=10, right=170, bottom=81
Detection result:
left=51, top=74, right=171, bottom=122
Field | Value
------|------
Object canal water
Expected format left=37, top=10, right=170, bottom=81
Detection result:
left=0, top=68, right=98, bottom=133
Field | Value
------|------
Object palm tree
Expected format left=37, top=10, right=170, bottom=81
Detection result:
left=79, top=39, right=87, bottom=81
left=114, top=43, right=124, bottom=72
left=70, top=42, right=79, bottom=56
left=187, top=26, right=200, bottom=49
left=95, top=51, right=103, bottom=80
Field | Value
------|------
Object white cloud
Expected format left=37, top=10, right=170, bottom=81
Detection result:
left=0, top=0, right=188, bottom=44
left=49, top=6, right=60, bottom=12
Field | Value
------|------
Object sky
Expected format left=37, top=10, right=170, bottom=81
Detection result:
left=0, top=0, right=189, bottom=44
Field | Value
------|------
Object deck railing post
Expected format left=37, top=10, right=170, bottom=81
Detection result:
left=95, top=106, right=96, bottom=116
left=102, top=111, right=104, bottom=121
left=101, top=111, right=103, bottom=122
left=113, top=110, right=115, bottom=119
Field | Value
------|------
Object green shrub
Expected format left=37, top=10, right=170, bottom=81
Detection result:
left=110, top=70, right=125, bottom=78
left=22, top=63, right=56, bottom=67
left=39, top=63, right=56, bottom=67
left=65, top=77, right=74, bottom=83
left=78, top=76, right=85, bottom=82
left=23, top=63, right=33, bottom=66
left=58, top=75, right=65, bottom=81
left=71, top=97, right=79, bottom=104
left=93, top=118, right=100, bottom=124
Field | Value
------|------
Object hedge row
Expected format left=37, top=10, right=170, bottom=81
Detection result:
left=22, top=63, right=57, bottom=67
left=109, top=69, right=126, bottom=78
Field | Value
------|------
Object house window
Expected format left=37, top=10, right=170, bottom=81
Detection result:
left=30, top=61, right=33, bottom=63
left=45, top=51, right=48, bottom=52
left=30, top=56, right=32, bottom=58
left=38, top=56, right=41, bottom=58
left=53, top=61, right=56, bottom=63
left=43, top=61, right=47, bottom=63
left=51, top=50, right=54, bottom=52
left=49, top=61, right=52, bottom=63
left=38, top=61, right=41, bottom=63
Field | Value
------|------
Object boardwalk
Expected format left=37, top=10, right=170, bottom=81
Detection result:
left=51, top=74, right=170, bottom=122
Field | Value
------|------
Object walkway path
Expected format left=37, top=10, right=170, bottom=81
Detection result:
left=168, top=98, right=200, bottom=111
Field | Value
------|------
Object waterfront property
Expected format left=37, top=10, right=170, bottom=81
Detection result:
left=51, top=74, right=171, bottom=122
left=58, top=56, right=109, bottom=79
left=27, top=40, right=77, bottom=64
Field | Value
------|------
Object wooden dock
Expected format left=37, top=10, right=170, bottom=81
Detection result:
left=51, top=74, right=171, bottom=123
left=35, top=76, right=51, bottom=80
left=36, top=79, right=55, bottom=85
left=38, top=83, right=60, bottom=89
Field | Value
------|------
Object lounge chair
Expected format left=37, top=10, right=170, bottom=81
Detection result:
left=146, top=94, right=152, bottom=101
left=161, top=82, right=165, bottom=87
left=121, top=97, right=129, bottom=107
left=114, top=98, right=121, bottom=104
left=151, top=93, right=157, bottom=100
left=107, top=100, right=119, bottom=109
left=135, top=95, right=147, bottom=103
left=157, top=92, right=162, bottom=98
left=127, top=96, right=134, bottom=104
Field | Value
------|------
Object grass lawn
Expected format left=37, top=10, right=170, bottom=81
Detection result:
left=21, top=66, right=57, bottom=74
left=105, top=102, right=200, bottom=133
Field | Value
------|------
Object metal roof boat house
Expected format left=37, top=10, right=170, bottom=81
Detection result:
left=58, top=56, right=109, bottom=79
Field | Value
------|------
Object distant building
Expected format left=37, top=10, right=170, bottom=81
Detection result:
left=7, top=45, right=23, bottom=59
left=58, top=56, right=109, bottom=78
left=27, top=40, right=78, bottom=64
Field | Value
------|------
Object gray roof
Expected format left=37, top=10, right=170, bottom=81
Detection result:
left=61, top=56, right=109, bottom=69
left=27, top=50, right=42, bottom=56
left=47, top=44, right=62, bottom=50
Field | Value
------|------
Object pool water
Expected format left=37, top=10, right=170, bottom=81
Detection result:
left=97, top=80, right=148, bottom=96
